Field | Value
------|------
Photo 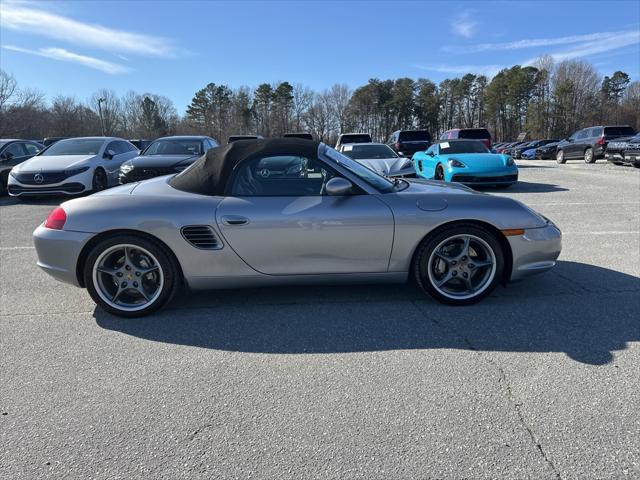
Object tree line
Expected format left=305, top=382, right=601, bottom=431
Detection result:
left=1, top=56, right=638, bottom=145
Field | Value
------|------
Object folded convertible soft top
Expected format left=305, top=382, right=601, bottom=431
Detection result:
left=169, top=137, right=320, bottom=196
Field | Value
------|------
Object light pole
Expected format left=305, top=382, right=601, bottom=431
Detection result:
left=97, top=98, right=106, bottom=136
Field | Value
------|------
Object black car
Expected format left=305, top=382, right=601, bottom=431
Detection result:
left=387, top=130, right=432, bottom=157
left=535, top=141, right=560, bottom=160
left=604, top=135, right=636, bottom=165
left=228, top=135, right=263, bottom=143
left=119, top=136, right=219, bottom=184
left=440, top=128, right=492, bottom=149
left=0, top=139, right=44, bottom=194
left=129, top=139, right=154, bottom=151
left=618, top=134, right=640, bottom=167
left=501, top=141, right=528, bottom=156
left=555, top=125, right=636, bottom=164
left=41, top=137, right=69, bottom=147
left=512, top=139, right=558, bottom=159
left=283, top=132, right=313, bottom=140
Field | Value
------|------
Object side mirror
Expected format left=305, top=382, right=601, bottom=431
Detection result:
left=325, top=177, right=353, bottom=196
left=104, top=149, right=116, bottom=159
left=427, top=151, right=435, bottom=157
left=0, top=152, right=10, bottom=161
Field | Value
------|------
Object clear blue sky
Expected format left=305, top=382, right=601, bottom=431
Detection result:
left=1, top=0, right=639, bottom=112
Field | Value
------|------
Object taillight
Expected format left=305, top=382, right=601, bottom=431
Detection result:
left=44, top=207, right=66, bottom=230
left=596, top=137, right=606, bottom=145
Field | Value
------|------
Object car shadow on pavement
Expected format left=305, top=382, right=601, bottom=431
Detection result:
left=497, top=181, right=568, bottom=193
left=94, top=261, right=639, bottom=365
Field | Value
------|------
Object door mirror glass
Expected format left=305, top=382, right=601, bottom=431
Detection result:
left=325, top=177, right=353, bottom=196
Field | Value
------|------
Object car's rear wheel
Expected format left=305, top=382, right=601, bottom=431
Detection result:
left=556, top=150, right=566, bottom=164
left=92, top=168, right=108, bottom=192
left=413, top=225, right=504, bottom=305
left=584, top=147, right=595, bottom=164
left=84, top=234, right=180, bottom=317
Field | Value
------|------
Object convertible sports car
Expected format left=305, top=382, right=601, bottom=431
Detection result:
left=412, top=139, right=518, bottom=188
left=33, top=138, right=561, bottom=317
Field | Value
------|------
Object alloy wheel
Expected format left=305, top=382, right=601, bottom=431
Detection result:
left=92, top=244, right=164, bottom=312
left=427, top=234, right=497, bottom=300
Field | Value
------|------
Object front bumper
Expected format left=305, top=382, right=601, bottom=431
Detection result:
left=8, top=170, right=92, bottom=196
left=119, top=167, right=178, bottom=184
left=33, top=224, right=94, bottom=286
left=450, top=172, right=518, bottom=185
left=508, top=222, right=562, bottom=281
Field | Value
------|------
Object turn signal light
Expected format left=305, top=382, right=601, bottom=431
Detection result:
left=44, top=207, right=67, bottom=230
left=501, top=228, right=525, bottom=237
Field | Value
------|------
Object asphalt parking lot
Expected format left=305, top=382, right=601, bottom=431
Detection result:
left=1, top=159, right=639, bottom=479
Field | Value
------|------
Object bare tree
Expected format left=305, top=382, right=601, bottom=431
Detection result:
left=90, top=89, right=122, bottom=135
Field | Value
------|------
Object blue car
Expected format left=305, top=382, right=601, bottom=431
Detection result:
left=412, top=139, right=518, bottom=188
left=521, top=148, right=537, bottom=160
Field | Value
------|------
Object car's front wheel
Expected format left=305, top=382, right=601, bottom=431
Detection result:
left=0, top=171, right=8, bottom=196
left=92, top=168, right=108, bottom=192
left=84, top=234, right=180, bottom=317
left=413, top=225, right=505, bottom=305
left=556, top=150, right=566, bottom=164
left=434, top=165, right=445, bottom=180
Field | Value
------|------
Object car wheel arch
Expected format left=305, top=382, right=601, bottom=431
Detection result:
left=408, top=219, right=513, bottom=285
left=75, top=228, right=184, bottom=288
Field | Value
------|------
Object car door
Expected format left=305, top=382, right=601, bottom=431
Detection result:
left=420, top=143, right=439, bottom=178
left=215, top=154, right=394, bottom=275
left=0, top=142, right=29, bottom=170
left=568, top=130, right=587, bottom=158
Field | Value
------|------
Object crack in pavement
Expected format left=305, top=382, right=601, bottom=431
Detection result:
left=411, top=300, right=562, bottom=480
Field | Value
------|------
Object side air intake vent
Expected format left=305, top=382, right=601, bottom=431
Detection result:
left=181, top=225, right=221, bottom=250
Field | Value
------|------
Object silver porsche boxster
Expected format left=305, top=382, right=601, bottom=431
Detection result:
left=33, top=138, right=561, bottom=317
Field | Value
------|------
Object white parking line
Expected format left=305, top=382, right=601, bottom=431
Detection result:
left=562, top=231, right=640, bottom=235
left=0, top=246, right=35, bottom=250
left=527, top=202, right=640, bottom=206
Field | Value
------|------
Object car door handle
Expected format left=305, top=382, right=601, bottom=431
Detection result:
left=221, top=215, right=249, bottom=226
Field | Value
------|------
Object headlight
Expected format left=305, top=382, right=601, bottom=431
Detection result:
left=506, top=156, right=515, bottom=166
left=448, top=158, right=466, bottom=168
left=119, top=163, right=134, bottom=174
left=64, top=166, right=90, bottom=177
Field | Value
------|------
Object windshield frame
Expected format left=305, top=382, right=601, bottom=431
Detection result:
left=322, top=145, right=396, bottom=193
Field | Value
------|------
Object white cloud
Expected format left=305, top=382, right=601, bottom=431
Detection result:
left=3, top=45, right=131, bottom=74
left=415, top=64, right=505, bottom=77
left=444, top=30, right=640, bottom=54
left=451, top=12, right=478, bottom=39
left=0, top=2, right=177, bottom=57
left=523, top=31, right=640, bottom=64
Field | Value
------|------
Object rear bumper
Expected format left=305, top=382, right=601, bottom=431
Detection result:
left=508, top=223, right=562, bottom=281
left=33, top=225, right=94, bottom=286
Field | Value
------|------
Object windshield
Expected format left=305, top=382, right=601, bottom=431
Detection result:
left=144, top=139, right=203, bottom=156
left=439, top=141, right=489, bottom=154
left=458, top=129, right=491, bottom=140
left=399, top=130, right=431, bottom=142
left=40, top=138, right=104, bottom=156
left=604, top=126, right=635, bottom=136
left=342, top=144, right=398, bottom=160
left=340, top=134, right=371, bottom=144
left=324, top=147, right=395, bottom=193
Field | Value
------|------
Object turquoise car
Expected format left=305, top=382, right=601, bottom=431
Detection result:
left=412, top=139, right=518, bottom=188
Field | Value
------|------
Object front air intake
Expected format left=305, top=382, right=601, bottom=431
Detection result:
left=181, top=225, right=221, bottom=250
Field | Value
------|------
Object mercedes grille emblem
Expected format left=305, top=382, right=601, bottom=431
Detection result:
left=34, top=173, right=44, bottom=184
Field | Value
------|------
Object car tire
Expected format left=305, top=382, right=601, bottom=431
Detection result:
left=556, top=150, right=566, bottom=164
left=434, top=165, right=445, bottom=180
left=413, top=224, right=505, bottom=306
left=83, top=234, right=180, bottom=318
left=0, top=171, right=8, bottom=196
left=92, top=168, right=108, bottom=192
left=584, top=147, right=596, bottom=164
